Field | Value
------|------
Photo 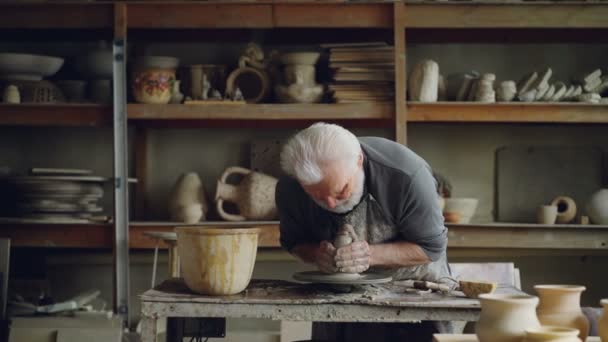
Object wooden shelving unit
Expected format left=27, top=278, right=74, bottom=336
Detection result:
left=0, top=104, right=112, bottom=126
left=0, top=2, right=113, bottom=29
left=407, top=102, right=608, bottom=124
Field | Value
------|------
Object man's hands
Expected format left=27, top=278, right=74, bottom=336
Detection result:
left=335, top=240, right=371, bottom=273
left=314, top=241, right=338, bottom=273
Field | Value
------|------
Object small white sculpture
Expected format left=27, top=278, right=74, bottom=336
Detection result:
left=541, top=84, right=556, bottom=101
left=201, top=74, right=210, bottom=100
left=168, top=172, right=208, bottom=224
left=210, top=89, right=222, bottom=100
left=2, top=85, right=20, bottom=104
left=496, top=81, right=517, bottom=102
left=475, top=73, right=496, bottom=103
left=170, top=80, right=184, bottom=104
left=233, top=87, right=244, bottom=101
left=551, top=82, right=568, bottom=102
left=408, top=59, right=439, bottom=102
left=517, top=71, right=538, bottom=97
left=577, top=93, right=601, bottom=104
left=518, top=89, right=537, bottom=102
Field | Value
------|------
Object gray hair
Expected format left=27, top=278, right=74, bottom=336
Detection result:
left=281, top=122, right=361, bottom=185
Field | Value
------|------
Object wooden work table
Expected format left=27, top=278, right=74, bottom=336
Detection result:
left=139, top=278, right=521, bottom=342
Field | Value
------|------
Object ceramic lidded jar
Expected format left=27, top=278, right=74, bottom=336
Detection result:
left=476, top=293, right=541, bottom=342
left=132, top=56, right=179, bottom=104
left=215, top=166, right=278, bottom=221
left=523, top=326, right=581, bottom=342
left=587, top=189, right=608, bottom=224
left=599, top=299, right=608, bottom=342
left=534, top=285, right=589, bottom=341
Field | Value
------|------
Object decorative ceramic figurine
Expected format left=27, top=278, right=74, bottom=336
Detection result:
left=587, top=188, right=608, bottom=224
left=409, top=59, right=439, bottom=102
left=215, top=166, right=278, bottom=221
left=476, top=293, right=541, bottom=342
left=201, top=74, right=210, bottom=100
left=475, top=73, right=496, bottom=103
left=275, top=52, right=323, bottom=104
left=233, top=88, right=244, bottom=101
left=2, top=84, right=20, bottom=104
left=170, top=80, right=184, bottom=104
left=168, top=172, right=208, bottom=223
left=535, top=285, right=589, bottom=341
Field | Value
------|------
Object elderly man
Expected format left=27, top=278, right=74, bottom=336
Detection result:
left=275, top=122, right=451, bottom=341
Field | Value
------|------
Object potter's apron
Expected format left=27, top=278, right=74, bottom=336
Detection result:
left=312, top=193, right=454, bottom=342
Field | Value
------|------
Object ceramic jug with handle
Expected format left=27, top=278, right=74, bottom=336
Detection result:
left=215, top=166, right=278, bottom=221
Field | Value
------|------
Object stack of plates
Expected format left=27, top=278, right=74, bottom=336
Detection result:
left=0, top=171, right=108, bottom=223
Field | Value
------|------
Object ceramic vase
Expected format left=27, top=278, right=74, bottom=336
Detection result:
left=169, top=172, right=208, bottom=223
left=176, top=227, right=261, bottom=295
left=537, top=205, right=558, bottom=224
left=409, top=59, right=439, bottom=102
left=535, top=285, right=589, bottom=341
left=523, top=326, right=581, bottom=342
left=550, top=196, right=577, bottom=224
left=215, top=166, right=278, bottom=221
left=587, top=189, right=608, bottom=224
left=275, top=52, right=323, bottom=104
left=598, top=299, right=608, bottom=342
left=132, top=68, right=176, bottom=104
left=476, top=293, right=541, bottom=342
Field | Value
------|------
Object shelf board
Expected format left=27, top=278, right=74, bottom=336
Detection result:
left=0, top=104, right=112, bottom=126
left=407, top=102, right=608, bottom=124
left=403, top=2, right=608, bottom=28
left=0, top=3, right=113, bottom=29
left=127, top=103, right=393, bottom=121
left=2, top=221, right=607, bottom=251
left=126, top=2, right=392, bottom=29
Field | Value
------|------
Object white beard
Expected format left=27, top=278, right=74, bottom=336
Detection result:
left=313, top=168, right=365, bottom=214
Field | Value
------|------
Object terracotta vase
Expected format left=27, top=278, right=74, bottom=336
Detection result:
left=523, top=326, right=581, bottom=342
left=599, top=299, right=608, bottom=342
left=476, top=293, right=541, bottom=342
left=535, top=285, right=589, bottom=341
left=215, top=166, right=278, bottom=221
left=587, top=189, right=608, bottom=224
left=132, top=68, right=176, bottom=104
left=168, top=172, right=208, bottom=223
left=176, top=226, right=261, bottom=295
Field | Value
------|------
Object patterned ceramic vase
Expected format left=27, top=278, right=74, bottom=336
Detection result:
left=132, top=68, right=175, bottom=104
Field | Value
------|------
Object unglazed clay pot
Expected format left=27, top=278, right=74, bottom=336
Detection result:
left=534, top=285, right=589, bottom=341
left=409, top=59, right=439, bottom=102
left=215, top=166, right=278, bottom=221
left=599, top=299, right=608, bottom=342
left=176, top=226, right=261, bottom=295
left=550, top=196, right=577, bottom=224
left=168, top=172, right=208, bottom=223
left=523, top=326, right=581, bottom=342
left=476, top=293, right=541, bottom=342
left=132, top=68, right=176, bottom=104
left=587, top=189, right=608, bottom=224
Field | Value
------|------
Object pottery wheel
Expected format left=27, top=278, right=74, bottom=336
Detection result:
left=293, top=271, right=392, bottom=285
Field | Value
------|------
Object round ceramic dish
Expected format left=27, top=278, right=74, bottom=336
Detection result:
left=293, top=271, right=392, bottom=285
left=0, top=53, right=64, bottom=81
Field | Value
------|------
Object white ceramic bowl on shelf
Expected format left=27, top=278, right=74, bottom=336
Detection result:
left=0, top=53, right=64, bottom=81
left=444, top=197, right=478, bottom=224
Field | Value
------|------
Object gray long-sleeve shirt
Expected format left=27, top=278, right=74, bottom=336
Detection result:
left=276, top=136, right=448, bottom=262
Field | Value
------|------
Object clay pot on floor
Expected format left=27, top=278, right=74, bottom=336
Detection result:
left=534, top=285, right=589, bottom=341
left=176, top=226, right=261, bottom=295
left=476, top=293, right=541, bottom=342
left=215, top=166, right=278, bottom=221
left=523, top=326, right=581, bottom=342
left=598, top=299, right=608, bottom=342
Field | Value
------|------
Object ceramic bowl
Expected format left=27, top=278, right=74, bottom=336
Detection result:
left=443, top=197, right=478, bottom=224
left=0, top=53, right=64, bottom=81
left=176, top=226, right=261, bottom=295
left=135, top=56, right=179, bottom=70
left=280, top=52, right=320, bottom=66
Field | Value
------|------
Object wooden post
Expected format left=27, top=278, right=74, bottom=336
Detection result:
left=393, top=2, right=407, bottom=145
left=134, top=127, right=149, bottom=219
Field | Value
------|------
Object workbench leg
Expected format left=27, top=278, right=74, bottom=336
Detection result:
left=140, top=314, right=158, bottom=342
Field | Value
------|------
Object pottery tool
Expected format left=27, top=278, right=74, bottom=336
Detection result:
left=412, top=279, right=497, bottom=299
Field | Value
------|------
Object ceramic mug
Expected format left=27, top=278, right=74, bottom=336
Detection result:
left=537, top=205, right=558, bottom=225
